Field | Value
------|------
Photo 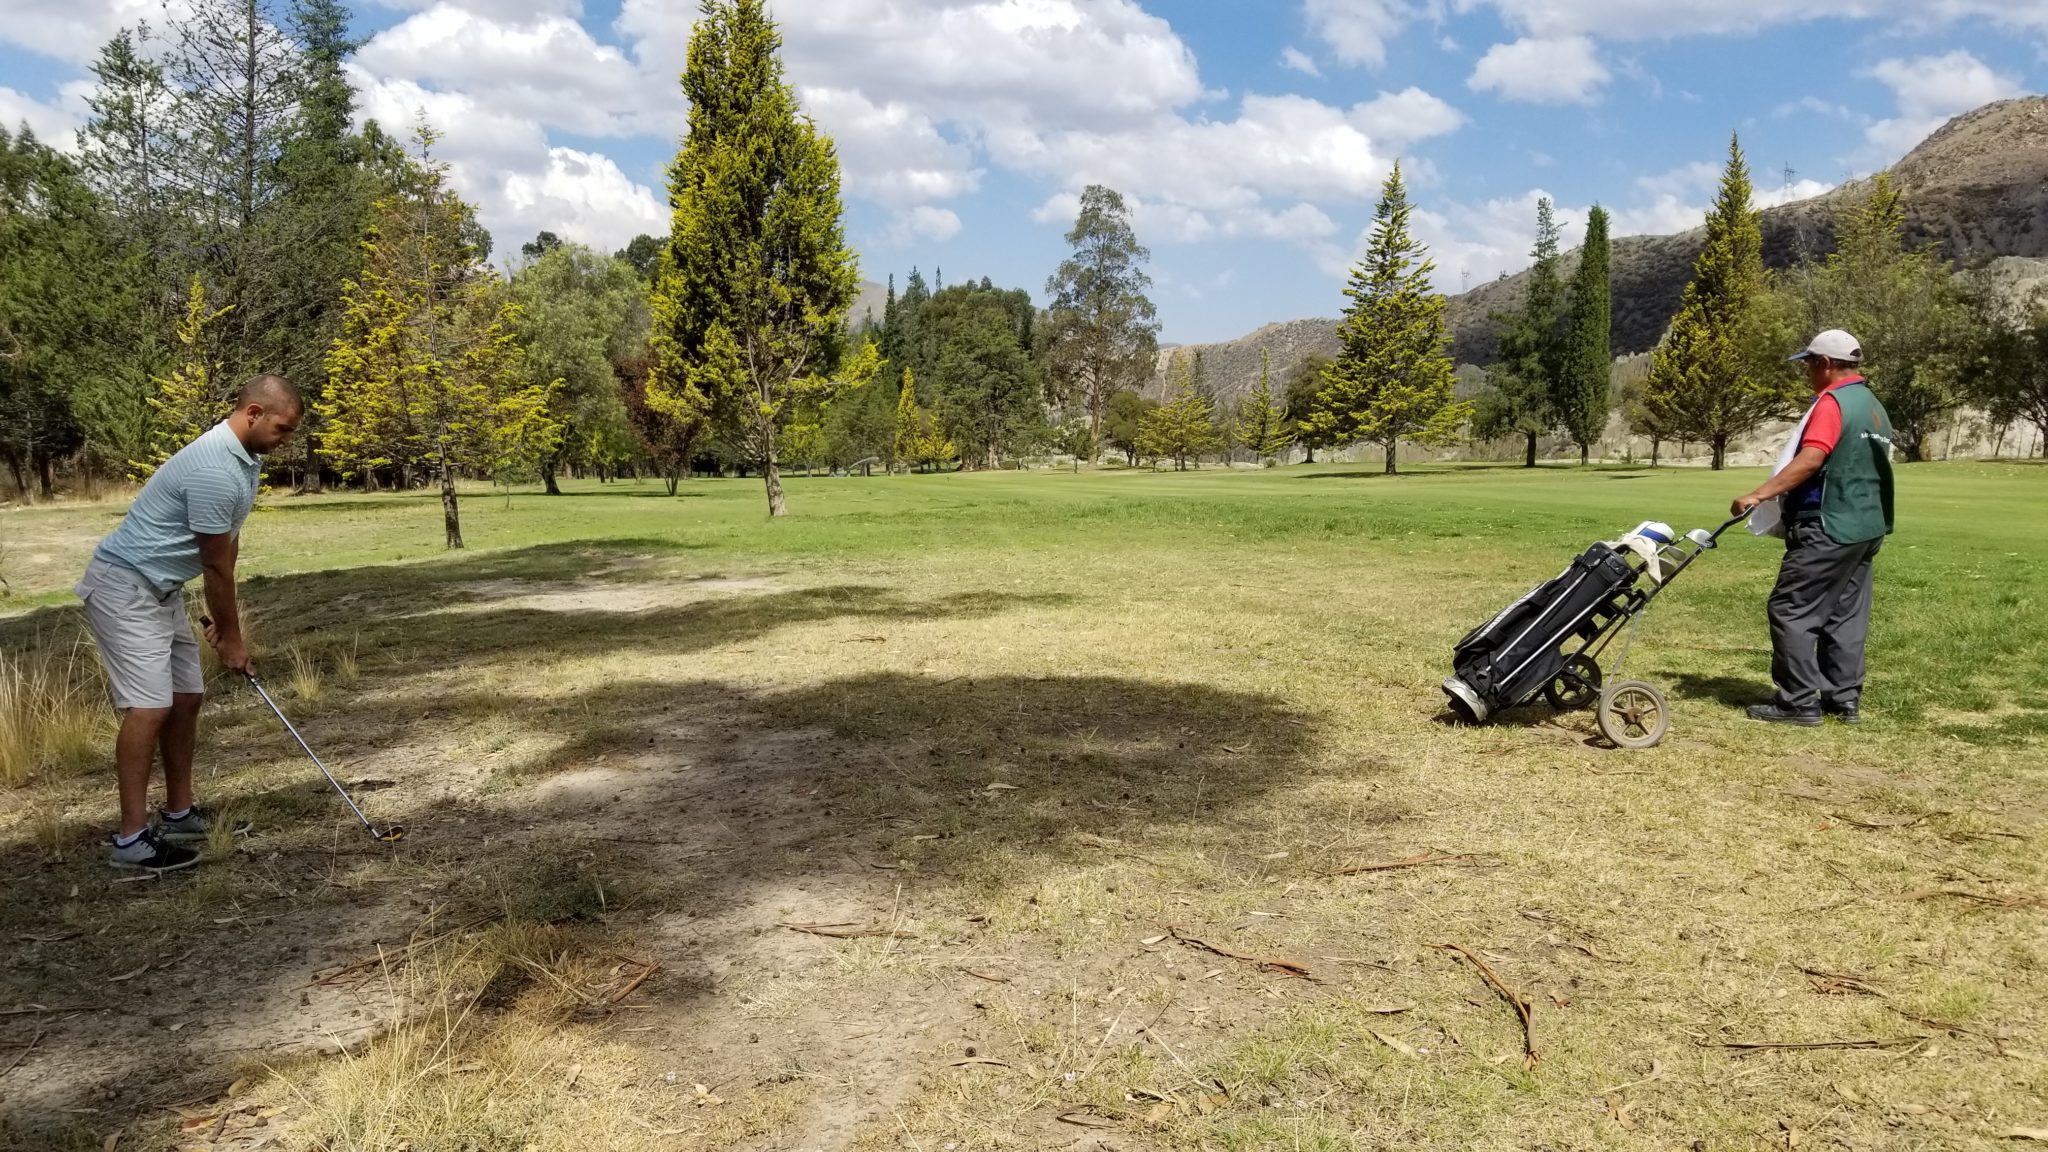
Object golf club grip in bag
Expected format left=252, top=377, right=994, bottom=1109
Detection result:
left=1445, top=544, right=1639, bottom=722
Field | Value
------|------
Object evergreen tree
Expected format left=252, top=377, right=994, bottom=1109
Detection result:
left=648, top=0, right=871, bottom=516
left=318, top=131, right=560, bottom=547
left=1558, top=204, right=1612, bottom=463
left=1646, top=134, right=1795, bottom=470
left=1475, top=198, right=1564, bottom=467
left=891, top=368, right=953, bottom=471
left=1138, top=352, right=1223, bottom=470
left=139, top=276, right=236, bottom=477
left=0, top=128, right=126, bottom=496
left=1304, top=163, right=1469, bottom=474
left=1102, top=390, right=1155, bottom=467
left=822, top=359, right=896, bottom=475
left=1283, top=352, right=1335, bottom=463
left=1235, top=349, right=1293, bottom=461
left=1764, top=173, right=1978, bottom=461
left=1041, top=185, right=1160, bottom=455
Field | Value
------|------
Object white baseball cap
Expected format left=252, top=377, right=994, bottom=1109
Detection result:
left=1788, top=329, right=1863, bottom=363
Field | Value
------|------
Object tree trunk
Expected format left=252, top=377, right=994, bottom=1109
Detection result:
left=1710, top=435, right=1727, bottom=471
left=439, top=447, right=463, bottom=549
left=301, top=436, right=324, bottom=493
left=542, top=452, right=561, bottom=495
left=1303, top=445, right=1315, bottom=464
left=1523, top=432, right=1537, bottom=468
left=1650, top=437, right=1661, bottom=468
left=1579, top=443, right=1589, bottom=466
left=3, top=450, right=27, bottom=497
left=665, top=466, right=681, bottom=496
left=1384, top=439, right=1397, bottom=475
left=36, top=452, right=57, bottom=499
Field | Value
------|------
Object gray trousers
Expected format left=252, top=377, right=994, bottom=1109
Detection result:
left=1768, top=520, right=1882, bottom=710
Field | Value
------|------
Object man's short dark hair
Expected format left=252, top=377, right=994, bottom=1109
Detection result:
left=237, top=374, right=302, bottom=415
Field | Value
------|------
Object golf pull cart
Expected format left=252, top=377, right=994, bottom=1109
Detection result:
left=1442, top=514, right=1749, bottom=748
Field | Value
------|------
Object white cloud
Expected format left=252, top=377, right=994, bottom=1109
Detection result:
left=886, top=205, right=964, bottom=244
left=0, top=0, right=179, bottom=66
left=1280, top=46, right=1323, bottom=78
left=1756, top=178, right=1834, bottom=208
left=798, top=87, right=983, bottom=206
left=498, top=147, right=666, bottom=253
left=0, top=83, right=89, bottom=151
left=1303, top=0, right=1411, bottom=66
left=1352, top=87, right=1466, bottom=148
left=1863, top=51, right=2028, bottom=160
left=1468, top=36, right=1610, bottom=105
left=1472, top=0, right=2048, bottom=41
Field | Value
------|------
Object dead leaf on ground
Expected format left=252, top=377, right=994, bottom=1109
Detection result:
left=1606, top=1096, right=1636, bottom=1130
left=1056, top=1109, right=1121, bottom=1129
left=984, top=783, right=1019, bottom=792
left=107, top=964, right=150, bottom=983
left=1371, top=1029, right=1417, bottom=1057
left=1833, top=1081, right=1863, bottom=1103
left=2004, top=1127, right=2048, bottom=1141
left=950, top=1057, right=1011, bottom=1069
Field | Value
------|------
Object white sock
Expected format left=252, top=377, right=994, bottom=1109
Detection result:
left=162, top=806, right=192, bottom=821
left=114, top=827, right=149, bottom=848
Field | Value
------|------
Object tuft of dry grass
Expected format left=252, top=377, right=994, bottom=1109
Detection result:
left=287, top=643, right=324, bottom=702
left=0, top=643, right=111, bottom=787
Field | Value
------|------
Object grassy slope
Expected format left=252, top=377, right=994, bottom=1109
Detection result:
left=2, top=461, right=2044, bottom=1150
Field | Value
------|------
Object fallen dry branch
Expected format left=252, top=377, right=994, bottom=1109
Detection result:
left=1706, top=1035, right=1930, bottom=1052
left=959, top=968, right=1011, bottom=984
left=0, top=1005, right=90, bottom=1017
left=1906, top=889, right=2048, bottom=911
left=1832, top=811, right=1949, bottom=830
left=1430, top=942, right=1537, bottom=1067
left=0, top=1030, right=45, bottom=1080
left=1165, top=926, right=1312, bottom=979
left=1802, top=967, right=1885, bottom=997
left=781, top=922, right=916, bottom=940
left=609, top=959, right=661, bottom=1005
left=1320, top=850, right=1481, bottom=878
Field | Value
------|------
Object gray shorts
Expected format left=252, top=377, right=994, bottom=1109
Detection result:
left=75, top=557, right=205, bottom=710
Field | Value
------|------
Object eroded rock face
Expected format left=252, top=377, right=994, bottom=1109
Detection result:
left=1151, top=97, right=2048, bottom=409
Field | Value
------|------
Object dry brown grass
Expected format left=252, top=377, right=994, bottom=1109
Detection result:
left=0, top=640, right=111, bottom=788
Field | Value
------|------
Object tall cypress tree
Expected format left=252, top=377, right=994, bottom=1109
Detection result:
left=1304, top=162, right=1469, bottom=474
left=1476, top=197, right=1563, bottom=467
left=648, top=0, right=870, bottom=516
left=1646, top=134, right=1794, bottom=469
left=1558, top=205, right=1612, bottom=464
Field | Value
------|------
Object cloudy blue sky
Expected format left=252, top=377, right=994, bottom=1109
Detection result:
left=2, top=0, right=2042, bottom=343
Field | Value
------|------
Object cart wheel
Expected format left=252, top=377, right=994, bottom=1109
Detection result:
left=1542, top=654, right=1603, bottom=712
left=1598, top=680, right=1670, bottom=749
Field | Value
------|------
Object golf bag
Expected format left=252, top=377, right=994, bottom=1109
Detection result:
left=1442, top=542, right=1640, bottom=724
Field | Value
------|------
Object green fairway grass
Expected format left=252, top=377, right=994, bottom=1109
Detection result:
left=3, top=461, right=2043, bottom=1150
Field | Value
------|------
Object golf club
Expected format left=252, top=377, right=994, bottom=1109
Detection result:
left=202, top=617, right=405, bottom=842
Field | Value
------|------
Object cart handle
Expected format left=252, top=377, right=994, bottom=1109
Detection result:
left=1703, top=511, right=1752, bottom=545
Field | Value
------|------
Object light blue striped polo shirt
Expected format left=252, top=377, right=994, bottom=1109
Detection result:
left=95, top=421, right=263, bottom=594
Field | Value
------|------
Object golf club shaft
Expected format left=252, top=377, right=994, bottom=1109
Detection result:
left=245, top=674, right=378, bottom=835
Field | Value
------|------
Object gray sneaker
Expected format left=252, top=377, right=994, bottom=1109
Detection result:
left=158, top=805, right=251, bottom=844
left=109, top=827, right=201, bottom=873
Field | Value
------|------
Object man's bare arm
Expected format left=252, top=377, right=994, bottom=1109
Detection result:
left=197, top=532, right=250, bottom=673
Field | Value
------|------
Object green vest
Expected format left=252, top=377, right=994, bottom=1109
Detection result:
left=1795, top=381, right=1895, bottom=544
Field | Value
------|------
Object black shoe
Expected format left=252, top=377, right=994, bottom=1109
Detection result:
left=1746, top=703, right=1823, bottom=727
left=108, top=827, right=202, bottom=873
left=1823, top=702, right=1861, bottom=725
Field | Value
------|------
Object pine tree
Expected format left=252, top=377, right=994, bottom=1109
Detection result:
left=318, top=130, right=560, bottom=548
left=1765, top=173, right=1978, bottom=461
left=1282, top=353, right=1335, bottom=464
left=1558, top=205, right=1612, bottom=463
left=1305, top=163, right=1469, bottom=474
left=1476, top=198, right=1564, bottom=467
left=1235, top=349, right=1293, bottom=461
left=1646, top=134, right=1796, bottom=469
left=1138, top=352, right=1224, bottom=470
left=138, top=276, right=235, bottom=477
left=1041, top=185, right=1160, bottom=457
left=891, top=369, right=952, bottom=471
left=648, top=0, right=871, bottom=516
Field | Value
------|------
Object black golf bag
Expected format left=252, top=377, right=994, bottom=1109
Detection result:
left=1442, top=543, right=1641, bottom=723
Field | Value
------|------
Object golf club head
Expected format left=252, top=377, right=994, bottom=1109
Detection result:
left=375, top=825, right=407, bottom=842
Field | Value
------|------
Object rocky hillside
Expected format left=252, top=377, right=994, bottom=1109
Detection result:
left=1153, top=96, right=2048, bottom=405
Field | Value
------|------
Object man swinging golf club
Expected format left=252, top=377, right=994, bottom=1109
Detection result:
left=75, top=375, right=302, bottom=871
left=1731, top=330, right=1895, bottom=726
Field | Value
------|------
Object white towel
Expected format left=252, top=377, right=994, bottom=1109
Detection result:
left=1748, top=398, right=1822, bottom=539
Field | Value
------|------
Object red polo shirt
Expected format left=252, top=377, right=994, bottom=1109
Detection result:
left=1799, top=376, right=1864, bottom=455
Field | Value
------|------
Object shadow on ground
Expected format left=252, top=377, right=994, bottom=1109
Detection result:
left=0, top=539, right=1328, bottom=1147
